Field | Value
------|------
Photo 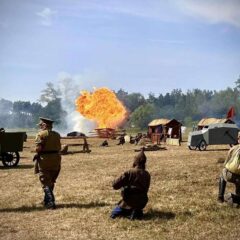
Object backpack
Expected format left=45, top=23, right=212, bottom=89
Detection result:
left=225, top=146, right=240, bottom=174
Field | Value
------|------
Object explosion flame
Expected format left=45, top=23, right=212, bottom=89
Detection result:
left=75, top=87, right=128, bottom=128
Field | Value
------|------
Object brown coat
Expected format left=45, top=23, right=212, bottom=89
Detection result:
left=112, top=167, right=151, bottom=209
left=35, top=130, right=61, bottom=171
left=224, top=144, right=240, bottom=174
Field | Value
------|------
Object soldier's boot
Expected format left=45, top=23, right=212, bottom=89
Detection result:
left=50, top=185, right=55, bottom=202
left=41, top=185, right=55, bottom=205
left=43, top=186, right=56, bottom=209
left=129, top=209, right=143, bottom=220
left=218, top=177, right=226, bottom=203
left=42, top=194, right=47, bottom=206
left=224, top=193, right=240, bottom=207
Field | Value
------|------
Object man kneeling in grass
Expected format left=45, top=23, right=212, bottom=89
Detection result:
left=111, top=148, right=151, bottom=220
left=218, top=143, right=240, bottom=206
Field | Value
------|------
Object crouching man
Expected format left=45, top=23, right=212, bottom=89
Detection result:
left=110, top=148, right=151, bottom=220
left=218, top=144, right=240, bottom=206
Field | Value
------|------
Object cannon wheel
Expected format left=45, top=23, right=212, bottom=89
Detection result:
left=1, top=152, right=20, bottom=167
left=198, top=140, right=207, bottom=151
left=188, top=146, right=197, bottom=150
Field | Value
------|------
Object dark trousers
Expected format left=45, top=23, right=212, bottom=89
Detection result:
left=39, top=169, right=60, bottom=189
left=110, top=206, right=143, bottom=220
left=222, top=168, right=240, bottom=195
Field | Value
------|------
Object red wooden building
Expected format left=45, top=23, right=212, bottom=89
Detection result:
left=148, top=118, right=182, bottom=144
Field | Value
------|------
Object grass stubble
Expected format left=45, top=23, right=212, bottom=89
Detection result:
left=0, top=137, right=240, bottom=240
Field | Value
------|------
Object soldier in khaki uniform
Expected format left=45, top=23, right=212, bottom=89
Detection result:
left=110, top=149, right=151, bottom=220
left=34, top=117, right=61, bottom=209
left=218, top=144, right=240, bottom=205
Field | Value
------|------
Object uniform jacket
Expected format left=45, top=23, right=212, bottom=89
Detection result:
left=112, top=167, right=151, bottom=209
left=224, top=144, right=240, bottom=174
left=35, top=130, right=61, bottom=171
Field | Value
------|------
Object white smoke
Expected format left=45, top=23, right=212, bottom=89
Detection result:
left=57, top=72, right=97, bottom=136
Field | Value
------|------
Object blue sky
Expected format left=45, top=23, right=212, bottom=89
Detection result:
left=0, top=0, right=240, bottom=102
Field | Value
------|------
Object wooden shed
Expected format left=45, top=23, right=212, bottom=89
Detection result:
left=148, top=118, right=182, bottom=144
left=197, top=118, right=234, bottom=130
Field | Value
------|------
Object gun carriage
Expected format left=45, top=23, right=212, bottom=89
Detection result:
left=0, top=131, right=26, bottom=167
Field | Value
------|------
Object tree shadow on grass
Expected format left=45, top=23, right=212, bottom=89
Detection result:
left=143, top=209, right=176, bottom=221
left=0, top=164, right=33, bottom=170
left=0, top=201, right=110, bottom=213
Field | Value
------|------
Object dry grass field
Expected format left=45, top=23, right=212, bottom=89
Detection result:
left=1, top=136, right=240, bottom=240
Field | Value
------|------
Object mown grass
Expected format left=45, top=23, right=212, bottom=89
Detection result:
left=0, top=137, right=240, bottom=240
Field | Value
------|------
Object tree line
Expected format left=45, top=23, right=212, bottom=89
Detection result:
left=0, top=83, right=65, bottom=129
left=1, top=78, right=240, bottom=130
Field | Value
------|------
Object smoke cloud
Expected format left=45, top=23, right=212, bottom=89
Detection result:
left=57, top=72, right=97, bottom=136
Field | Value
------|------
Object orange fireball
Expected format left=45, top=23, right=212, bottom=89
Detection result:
left=75, top=87, right=128, bottom=128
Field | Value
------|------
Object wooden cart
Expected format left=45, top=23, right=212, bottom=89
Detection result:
left=0, top=132, right=26, bottom=167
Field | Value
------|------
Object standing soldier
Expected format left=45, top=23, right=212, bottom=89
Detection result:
left=110, top=148, right=151, bottom=220
left=34, top=117, right=61, bottom=209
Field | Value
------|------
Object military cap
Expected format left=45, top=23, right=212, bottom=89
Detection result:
left=37, top=117, right=54, bottom=126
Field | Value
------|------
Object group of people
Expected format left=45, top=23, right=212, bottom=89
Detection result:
left=34, top=117, right=151, bottom=220
left=116, top=133, right=146, bottom=146
left=33, top=116, right=240, bottom=219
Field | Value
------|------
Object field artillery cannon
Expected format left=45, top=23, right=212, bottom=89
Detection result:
left=188, top=123, right=239, bottom=151
left=0, top=131, right=26, bottom=167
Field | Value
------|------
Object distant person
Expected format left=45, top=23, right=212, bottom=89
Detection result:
left=117, top=135, right=125, bottom=145
left=218, top=143, right=240, bottom=206
left=134, top=133, right=143, bottom=145
left=33, top=117, right=61, bottom=209
left=110, top=148, right=151, bottom=220
left=100, top=140, right=108, bottom=147
left=129, top=135, right=135, bottom=144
